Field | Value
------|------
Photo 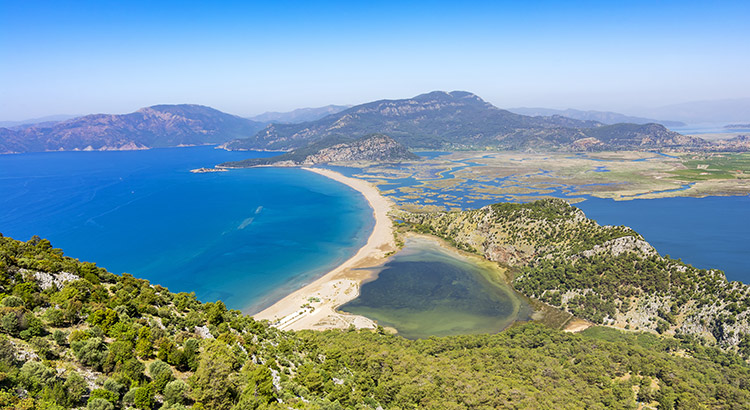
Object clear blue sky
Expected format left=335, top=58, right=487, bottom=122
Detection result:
left=1, top=0, right=749, bottom=120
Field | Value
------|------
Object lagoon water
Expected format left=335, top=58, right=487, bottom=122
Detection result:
left=0, top=146, right=373, bottom=312
left=340, top=237, right=530, bottom=339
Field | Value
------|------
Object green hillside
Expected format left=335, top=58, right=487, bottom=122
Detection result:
left=1, top=230, right=749, bottom=409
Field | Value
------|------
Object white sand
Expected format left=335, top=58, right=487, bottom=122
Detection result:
left=253, top=167, right=397, bottom=331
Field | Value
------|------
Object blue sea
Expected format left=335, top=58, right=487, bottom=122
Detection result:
left=577, top=196, right=750, bottom=283
left=0, top=146, right=373, bottom=313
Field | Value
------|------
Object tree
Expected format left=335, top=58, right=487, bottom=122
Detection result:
left=133, top=384, right=155, bottom=410
left=89, top=389, right=119, bottom=407
left=236, top=364, right=276, bottom=409
left=72, top=337, right=108, bottom=370
left=63, top=371, right=88, bottom=407
left=118, top=358, right=145, bottom=386
left=87, top=398, right=115, bottom=410
left=206, top=301, right=227, bottom=325
left=149, top=360, right=174, bottom=392
left=135, top=326, right=153, bottom=358
left=19, top=361, right=56, bottom=392
left=1, top=312, right=19, bottom=336
left=164, top=379, right=190, bottom=405
left=190, top=341, right=239, bottom=409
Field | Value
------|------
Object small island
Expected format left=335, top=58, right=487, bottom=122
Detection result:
left=190, top=167, right=228, bottom=173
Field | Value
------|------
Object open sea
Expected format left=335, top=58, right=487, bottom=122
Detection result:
left=0, top=146, right=373, bottom=313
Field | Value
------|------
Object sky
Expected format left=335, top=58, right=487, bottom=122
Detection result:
left=1, top=0, right=749, bottom=120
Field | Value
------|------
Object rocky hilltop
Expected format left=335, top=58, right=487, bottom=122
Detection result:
left=219, top=134, right=418, bottom=168
left=0, top=105, right=264, bottom=154
left=224, top=91, right=709, bottom=152
left=400, top=199, right=750, bottom=352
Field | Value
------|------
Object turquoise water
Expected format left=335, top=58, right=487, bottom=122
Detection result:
left=340, top=237, right=530, bottom=339
left=0, top=146, right=373, bottom=312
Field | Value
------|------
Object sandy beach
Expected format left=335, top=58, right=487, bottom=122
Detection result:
left=253, top=167, right=397, bottom=331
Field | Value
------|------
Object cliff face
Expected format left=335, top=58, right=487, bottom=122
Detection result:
left=399, top=199, right=750, bottom=352
left=0, top=105, right=264, bottom=154
left=219, top=134, right=418, bottom=168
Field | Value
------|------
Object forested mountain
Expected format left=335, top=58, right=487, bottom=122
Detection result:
left=223, top=91, right=709, bottom=151
left=1, top=233, right=749, bottom=409
left=399, top=199, right=750, bottom=353
left=0, top=105, right=264, bottom=154
left=219, top=134, right=419, bottom=168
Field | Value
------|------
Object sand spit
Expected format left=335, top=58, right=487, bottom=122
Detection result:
left=253, top=167, right=397, bottom=331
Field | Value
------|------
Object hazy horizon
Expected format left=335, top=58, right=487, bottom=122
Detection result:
left=2, top=1, right=749, bottom=121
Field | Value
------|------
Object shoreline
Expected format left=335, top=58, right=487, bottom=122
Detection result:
left=253, top=167, right=397, bottom=331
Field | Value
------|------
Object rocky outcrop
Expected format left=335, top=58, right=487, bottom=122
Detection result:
left=577, top=236, right=657, bottom=259
left=301, top=134, right=418, bottom=164
left=219, top=134, right=418, bottom=168
left=27, top=269, right=80, bottom=290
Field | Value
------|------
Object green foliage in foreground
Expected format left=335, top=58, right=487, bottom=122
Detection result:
left=1, top=233, right=749, bottom=409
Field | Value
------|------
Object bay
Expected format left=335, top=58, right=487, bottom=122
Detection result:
left=0, top=146, right=373, bottom=312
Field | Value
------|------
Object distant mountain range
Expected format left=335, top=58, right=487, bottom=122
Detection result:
left=507, top=107, right=685, bottom=127
left=4, top=91, right=744, bottom=155
left=724, top=123, right=750, bottom=129
left=219, top=134, right=419, bottom=168
left=0, top=114, right=79, bottom=129
left=223, top=91, right=708, bottom=152
left=0, top=105, right=264, bottom=154
left=249, top=105, right=351, bottom=124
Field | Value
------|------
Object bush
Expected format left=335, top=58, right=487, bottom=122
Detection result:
left=164, top=379, right=189, bottom=405
left=72, top=337, right=108, bottom=369
left=1, top=295, right=23, bottom=307
left=87, top=397, right=115, bottom=410
left=149, top=359, right=174, bottom=392
left=89, top=388, right=119, bottom=406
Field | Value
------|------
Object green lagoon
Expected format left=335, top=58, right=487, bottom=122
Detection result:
left=341, top=237, right=531, bottom=339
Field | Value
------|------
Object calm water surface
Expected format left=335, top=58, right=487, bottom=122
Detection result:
left=341, top=237, right=531, bottom=339
left=0, top=146, right=373, bottom=312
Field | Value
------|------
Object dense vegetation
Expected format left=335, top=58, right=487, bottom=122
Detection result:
left=2, top=233, right=750, bottom=409
left=400, top=199, right=750, bottom=354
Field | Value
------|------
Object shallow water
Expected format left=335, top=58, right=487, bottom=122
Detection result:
left=340, top=237, right=530, bottom=339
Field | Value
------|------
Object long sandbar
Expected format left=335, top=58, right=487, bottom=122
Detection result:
left=253, top=167, right=397, bottom=331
